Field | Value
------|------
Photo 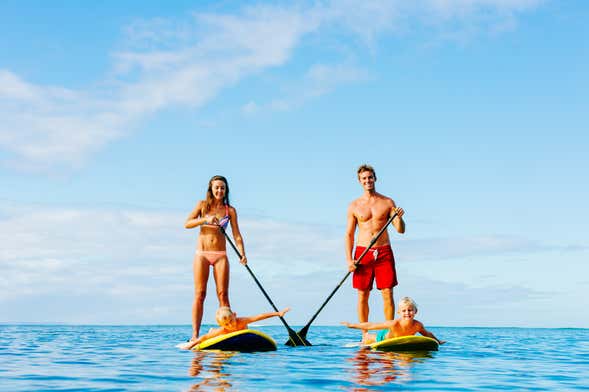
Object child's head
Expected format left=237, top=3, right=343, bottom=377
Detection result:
left=397, top=297, right=418, bottom=318
left=215, top=306, right=237, bottom=329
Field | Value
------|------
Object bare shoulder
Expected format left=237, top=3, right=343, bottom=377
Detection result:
left=188, top=200, right=205, bottom=217
left=384, top=319, right=397, bottom=327
left=348, top=197, right=361, bottom=208
left=235, top=318, right=249, bottom=329
left=413, top=319, right=426, bottom=331
left=348, top=196, right=366, bottom=212
left=388, top=318, right=401, bottom=327
left=377, top=193, right=395, bottom=206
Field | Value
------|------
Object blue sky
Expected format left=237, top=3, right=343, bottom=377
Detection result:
left=1, top=0, right=587, bottom=329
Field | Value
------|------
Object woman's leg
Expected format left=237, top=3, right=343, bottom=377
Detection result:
left=192, top=254, right=210, bottom=340
left=212, top=256, right=230, bottom=307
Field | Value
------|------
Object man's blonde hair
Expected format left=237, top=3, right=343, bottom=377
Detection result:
left=357, top=164, right=377, bottom=180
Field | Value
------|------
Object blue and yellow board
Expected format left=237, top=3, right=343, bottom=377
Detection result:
left=369, top=335, right=439, bottom=352
left=192, top=329, right=277, bottom=353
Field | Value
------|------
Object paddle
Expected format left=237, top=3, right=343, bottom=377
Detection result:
left=285, top=212, right=399, bottom=346
left=219, top=226, right=311, bottom=347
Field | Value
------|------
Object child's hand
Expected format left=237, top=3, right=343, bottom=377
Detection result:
left=176, top=340, right=198, bottom=350
left=278, top=307, right=290, bottom=317
left=340, top=321, right=352, bottom=328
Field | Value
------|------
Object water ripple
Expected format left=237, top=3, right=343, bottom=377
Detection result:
left=1, top=325, right=588, bottom=391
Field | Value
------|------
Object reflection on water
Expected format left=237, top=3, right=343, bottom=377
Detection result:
left=4, top=326, right=587, bottom=391
left=187, top=351, right=237, bottom=391
left=348, top=348, right=433, bottom=390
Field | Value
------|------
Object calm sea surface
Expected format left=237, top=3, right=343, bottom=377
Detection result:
left=1, top=325, right=587, bottom=391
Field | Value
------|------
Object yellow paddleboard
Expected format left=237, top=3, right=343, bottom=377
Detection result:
left=192, top=329, right=277, bottom=352
left=369, top=335, right=439, bottom=352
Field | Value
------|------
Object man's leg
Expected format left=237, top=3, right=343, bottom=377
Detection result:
left=381, top=288, right=394, bottom=320
left=357, top=289, right=370, bottom=339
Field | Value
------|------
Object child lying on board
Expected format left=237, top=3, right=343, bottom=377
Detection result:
left=178, top=306, right=290, bottom=350
left=341, top=297, right=445, bottom=345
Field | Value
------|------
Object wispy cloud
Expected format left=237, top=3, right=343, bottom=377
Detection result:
left=245, top=63, right=368, bottom=114
left=396, top=234, right=583, bottom=262
left=0, top=1, right=543, bottom=171
left=1, top=200, right=579, bottom=324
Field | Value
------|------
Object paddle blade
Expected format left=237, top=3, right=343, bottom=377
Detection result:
left=285, top=326, right=310, bottom=346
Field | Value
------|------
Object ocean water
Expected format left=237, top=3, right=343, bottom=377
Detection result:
left=1, top=325, right=587, bottom=391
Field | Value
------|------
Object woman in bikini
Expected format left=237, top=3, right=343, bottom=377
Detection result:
left=185, top=175, right=247, bottom=342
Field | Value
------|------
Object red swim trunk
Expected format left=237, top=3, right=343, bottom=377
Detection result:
left=352, top=245, right=397, bottom=291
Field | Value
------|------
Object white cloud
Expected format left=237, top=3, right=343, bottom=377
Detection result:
left=246, top=63, right=367, bottom=114
left=241, top=101, right=259, bottom=115
left=0, top=1, right=543, bottom=171
left=3, top=200, right=586, bottom=326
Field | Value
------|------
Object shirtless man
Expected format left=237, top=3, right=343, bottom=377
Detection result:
left=345, top=164, right=405, bottom=338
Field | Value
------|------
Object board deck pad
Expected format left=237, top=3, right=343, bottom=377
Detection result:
left=193, top=329, right=277, bottom=352
left=369, top=335, right=439, bottom=352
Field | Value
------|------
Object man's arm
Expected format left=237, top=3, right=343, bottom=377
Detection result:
left=390, top=203, right=405, bottom=234
left=345, top=204, right=358, bottom=271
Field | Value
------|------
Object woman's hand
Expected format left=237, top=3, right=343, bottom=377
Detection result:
left=240, top=255, right=248, bottom=265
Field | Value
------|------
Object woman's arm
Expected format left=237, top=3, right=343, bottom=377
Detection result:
left=228, top=207, right=247, bottom=264
left=185, top=201, right=209, bottom=229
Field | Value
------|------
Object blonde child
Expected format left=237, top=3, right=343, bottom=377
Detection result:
left=179, top=306, right=290, bottom=350
left=341, top=297, right=445, bottom=345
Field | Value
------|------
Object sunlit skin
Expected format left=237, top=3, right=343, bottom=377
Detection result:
left=345, top=168, right=405, bottom=339
left=341, top=301, right=446, bottom=345
left=185, top=178, right=247, bottom=342
left=179, top=307, right=290, bottom=350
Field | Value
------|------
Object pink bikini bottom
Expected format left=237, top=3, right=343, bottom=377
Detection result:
left=196, top=250, right=227, bottom=265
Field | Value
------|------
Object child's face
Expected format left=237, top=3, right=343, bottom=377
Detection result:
left=397, top=303, right=416, bottom=320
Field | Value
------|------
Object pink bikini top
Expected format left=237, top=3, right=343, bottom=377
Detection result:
left=205, top=204, right=230, bottom=230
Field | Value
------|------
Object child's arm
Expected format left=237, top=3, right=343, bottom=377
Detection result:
left=341, top=320, right=393, bottom=331
left=417, top=323, right=446, bottom=345
left=180, top=328, right=223, bottom=350
left=242, top=307, right=290, bottom=324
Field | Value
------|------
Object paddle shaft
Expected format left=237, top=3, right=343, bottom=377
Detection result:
left=298, top=212, right=399, bottom=334
left=220, top=227, right=308, bottom=345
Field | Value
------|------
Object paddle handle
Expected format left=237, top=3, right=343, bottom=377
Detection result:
left=220, top=227, right=291, bottom=327
left=299, top=212, right=398, bottom=331
left=352, top=212, right=398, bottom=268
